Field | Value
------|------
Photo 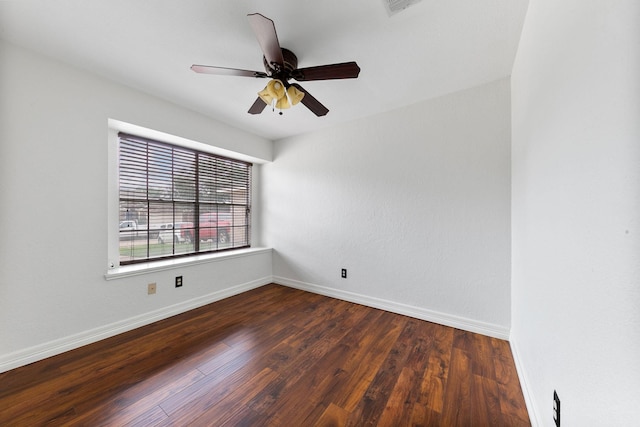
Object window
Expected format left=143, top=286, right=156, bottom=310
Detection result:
left=118, top=132, right=251, bottom=265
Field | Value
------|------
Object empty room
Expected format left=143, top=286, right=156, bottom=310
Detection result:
left=0, top=1, right=638, bottom=426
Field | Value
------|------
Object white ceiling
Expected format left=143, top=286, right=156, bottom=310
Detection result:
left=0, top=0, right=529, bottom=141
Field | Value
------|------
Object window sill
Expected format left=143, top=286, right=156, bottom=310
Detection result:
left=104, top=247, right=272, bottom=280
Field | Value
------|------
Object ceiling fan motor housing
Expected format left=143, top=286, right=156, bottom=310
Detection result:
left=263, top=48, right=298, bottom=80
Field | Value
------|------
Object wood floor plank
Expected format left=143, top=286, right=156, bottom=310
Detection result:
left=453, top=329, right=497, bottom=379
left=346, top=315, right=417, bottom=425
left=0, top=284, right=530, bottom=426
left=85, top=404, right=169, bottom=427
left=490, top=338, right=530, bottom=424
left=158, top=344, right=273, bottom=420
left=440, top=347, right=473, bottom=426
left=472, top=374, right=502, bottom=427
left=67, top=364, right=204, bottom=426
left=497, top=381, right=531, bottom=425
left=418, top=355, right=449, bottom=414
left=245, top=302, right=378, bottom=423
left=376, top=366, right=418, bottom=426
left=410, top=403, right=442, bottom=426
left=189, top=367, right=281, bottom=427
left=252, top=334, right=361, bottom=424
left=314, top=403, right=351, bottom=427
left=324, top=309, right=403, bottom=413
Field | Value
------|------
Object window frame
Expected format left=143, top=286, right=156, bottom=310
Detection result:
left=117, top=132, right=252, bottom=266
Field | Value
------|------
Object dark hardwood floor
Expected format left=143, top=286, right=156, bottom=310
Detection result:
left=0, top=284, right=530, bottom=426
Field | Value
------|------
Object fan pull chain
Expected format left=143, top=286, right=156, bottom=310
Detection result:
left=282, top=87, right=293, bottom=114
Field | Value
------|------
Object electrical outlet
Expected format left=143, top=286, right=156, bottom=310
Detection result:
left=148, top=283, right=157, bottom=295
left=341, top=268, right=347, bottom=279
left=175, top=276, right=183, bottom=288
left=553, top=390, right=561, bottom=427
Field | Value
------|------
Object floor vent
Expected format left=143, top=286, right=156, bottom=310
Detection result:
left=383, top=0, right=423, bottom=16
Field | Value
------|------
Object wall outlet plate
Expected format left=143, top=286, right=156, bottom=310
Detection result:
left=341, top=269, right=347, bottom=279
left=148, top=283, right=157, bottom=295
left=553, top=390, right=561, bottom=427
left=175, top=276, right=183, bottom=288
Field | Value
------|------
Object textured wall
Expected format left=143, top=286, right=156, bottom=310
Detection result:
left=0, top=40, right=273, bottom=370
left=263, top=79, right=512, bottom=333
left=511, top=0, right=640, bottom=424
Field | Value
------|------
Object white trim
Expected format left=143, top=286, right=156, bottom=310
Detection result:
left=108, top=118, right=270, bottom=165
left=274, top=276, right=510, bottom=340
left=2, top=274, right=513, bottom=373
left=0, top=276, right=273, bottom=373
left=105, top=247, right=272, bottom=280
left=106, top=117, right=268, bottom=274
left=509, top=336, right=541, bottom=427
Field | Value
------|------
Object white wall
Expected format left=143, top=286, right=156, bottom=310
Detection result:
left=0, top=40, right=273, bottom=372
left=511, top=1, right=640, bottom=425
left=263, top=79, right=512, bottom=337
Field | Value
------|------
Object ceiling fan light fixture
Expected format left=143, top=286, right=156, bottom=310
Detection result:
left=258, top=79, right=305, bottom=111
left=275, top=96, right=290, bottom=110
left=286, top=85, right=305, bottom=106
left=258, top=78, right=286, bottom=105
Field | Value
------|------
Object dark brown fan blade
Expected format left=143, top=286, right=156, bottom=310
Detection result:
left=290, top=83, right=329, bottom=116
left=247, top=13, right=284, bottom=70
left=191, top=65, right=268, bottom=78
left=248, top=97, right=267, bottom=115
left=292, top=62, right=360, bottom=81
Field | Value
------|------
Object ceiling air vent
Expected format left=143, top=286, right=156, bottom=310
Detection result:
left=383, top=0, right=423, bottom=16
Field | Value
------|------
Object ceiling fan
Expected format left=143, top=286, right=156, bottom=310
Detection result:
left=191, top=13, right=361, bottom=116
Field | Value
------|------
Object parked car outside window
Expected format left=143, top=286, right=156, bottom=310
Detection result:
left=157, top=222, right=193, bottom=244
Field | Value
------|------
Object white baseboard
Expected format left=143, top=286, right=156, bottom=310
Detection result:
left=273, top=276, right=510, bottom=340
left=0, top=276, right=272, bottom=374
left=509, top=336, right=541, bottom=427
left=1, top=276, right=512, bottom=374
